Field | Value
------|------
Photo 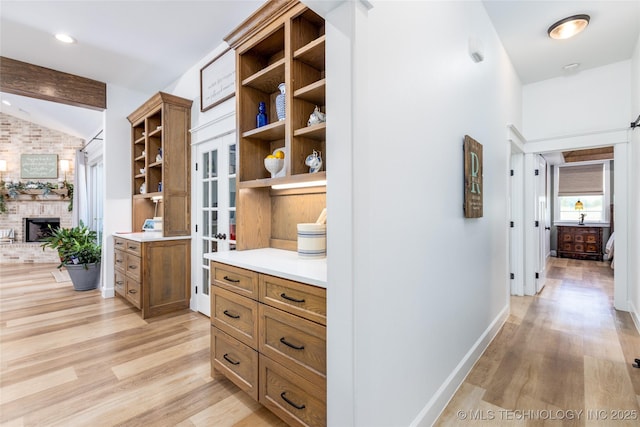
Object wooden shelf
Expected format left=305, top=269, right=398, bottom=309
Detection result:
left=241, top=58, right=285, bottom=93
left=148, top=127, right=162, bottom=137
left=239, top=171, right=326, bottom=189
left=294, top=78, right=325, bottom=105
left=134, top=155, right=145, bottom=161
left=148, top=161, right=163, bottom=168
left=135, top=136, right=145, bottom=145
left=242, top=121, right=285, bottom=140
left=294, top=35, right=325, bottom=70
left=294, top=122, right=326, bottom=141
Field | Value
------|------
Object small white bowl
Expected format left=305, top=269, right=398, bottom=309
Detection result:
left=264, top=157, right=284, bottom=177
left=140, top=168, right=145, bottom=174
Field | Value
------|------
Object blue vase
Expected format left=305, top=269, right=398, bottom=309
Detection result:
left=257, top=101, right=268, bottom=128
left=276, top=83, right=286, bottom=121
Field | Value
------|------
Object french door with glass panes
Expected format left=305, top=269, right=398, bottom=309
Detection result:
left=194, top=133, right=236, bottom=316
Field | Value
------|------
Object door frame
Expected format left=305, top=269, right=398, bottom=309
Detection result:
left=189, top=109, right=236, bottom=315
left=512, top=126, right=630, bottom=309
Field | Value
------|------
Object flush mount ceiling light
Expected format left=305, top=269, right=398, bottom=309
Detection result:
left=55, top=33, right=76, bottom=44
left=548, top=14, right=590, bottom=40
left=1, top=100, right=10, bottom=106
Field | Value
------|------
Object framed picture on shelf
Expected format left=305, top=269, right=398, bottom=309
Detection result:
left=200, top=47, right=235, bottom=112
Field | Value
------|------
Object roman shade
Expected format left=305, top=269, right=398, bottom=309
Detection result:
left=558, top=163, right=604, bottom=196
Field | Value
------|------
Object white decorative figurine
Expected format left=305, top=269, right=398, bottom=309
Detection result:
left=305, top=150, right=323, bottom=173
left=307, top=105, right=326, bottom=126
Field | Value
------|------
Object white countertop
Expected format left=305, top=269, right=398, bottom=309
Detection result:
left=205, top=248, right=327, bottom=288
left=114, top=232, right=192, bottom=242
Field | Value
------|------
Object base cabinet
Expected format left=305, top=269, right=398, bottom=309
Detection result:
left=556, top=226, right=603, bottom=261
left=210, top=261, right=326, bottom=427
left=114, top=236, right=190, bottom=318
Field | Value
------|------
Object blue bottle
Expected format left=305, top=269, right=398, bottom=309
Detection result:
left=257, top=102, right=268, bottom=128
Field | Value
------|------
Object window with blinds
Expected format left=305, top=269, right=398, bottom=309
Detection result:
left=558, top=163, right=604, bottom=196
left=556, top=162, right=608, bottom=222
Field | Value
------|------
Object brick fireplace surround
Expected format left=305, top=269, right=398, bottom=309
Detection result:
left=0, top=113, right=84, bottom=263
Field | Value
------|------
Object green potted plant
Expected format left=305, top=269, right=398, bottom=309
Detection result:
left=41, top=221, right=101, bottom=291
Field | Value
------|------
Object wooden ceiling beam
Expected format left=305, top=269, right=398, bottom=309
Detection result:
left=562, top=147, right=614, bottom=163
left=0, top=57, right=106, bottom=111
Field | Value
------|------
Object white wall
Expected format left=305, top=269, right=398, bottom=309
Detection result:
left=101, top=84, right=148, bottom=297
left=327, top=1, right=521, bottom=425
left=523, top=61, right=631, bottom=140
left=629, top=34, right=640, bottom=327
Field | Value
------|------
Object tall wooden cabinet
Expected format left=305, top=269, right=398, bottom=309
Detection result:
left=127, top=92, right=192, bottom=236
left=225, top=0, right=327, bottom=251
left=115, top=92, right=192, bottom=319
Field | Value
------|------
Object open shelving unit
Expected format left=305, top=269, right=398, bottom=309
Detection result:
left=226, top=1, right=327, bottom=252
left=127, top=92, right=192, bottom=236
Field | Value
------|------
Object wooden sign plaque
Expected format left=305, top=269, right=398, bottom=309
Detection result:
left=463, top=135, right=483, bottom=218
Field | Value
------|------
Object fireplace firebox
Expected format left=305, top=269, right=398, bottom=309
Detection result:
left=24, top=218, right=60, bottom=242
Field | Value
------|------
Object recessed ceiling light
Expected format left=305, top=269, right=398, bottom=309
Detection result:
left=1, top=100, right=11, bottom=106
left=548, top=14, right=590, bottom=40
left=563, top=63, right=580, bottom=70
left=55, top=33, right=76, bottom=44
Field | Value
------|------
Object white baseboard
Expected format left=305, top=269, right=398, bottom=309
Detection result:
left=628, top=300, right=640, bottom=335
left=410, top=304, right=509, bottom=427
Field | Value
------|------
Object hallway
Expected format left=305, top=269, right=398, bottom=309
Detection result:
left=435, top=257, right=640, bottom=426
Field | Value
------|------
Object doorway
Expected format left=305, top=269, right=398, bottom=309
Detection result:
left=193, top=132, right=237, bottom=316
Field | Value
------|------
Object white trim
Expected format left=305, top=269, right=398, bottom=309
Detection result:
left=523, top=129, right=628, bottom=154
left=190, top=111, right=235, bottom=136
left=410, top=305, right=510, bottom=427
left=628, top=300, right=640, bottom=335
left=507, top=124, right=526, bottom=152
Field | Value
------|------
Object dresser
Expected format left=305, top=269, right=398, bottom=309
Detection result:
left=556, top=226, right=603, bottom=261
left=207, top=249, right=326, bottom=427
left=114, top=234, right=190, bottom=318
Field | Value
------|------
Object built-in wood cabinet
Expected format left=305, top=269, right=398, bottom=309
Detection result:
left=210, top=261, right=326, bottom=427
left=127, top=92, right=192, bottom=236
left=114, top=236, right=190, bottom=318
left=557, top=226, right=603, bottom=261
left=225, top=0, right=327, bottom=251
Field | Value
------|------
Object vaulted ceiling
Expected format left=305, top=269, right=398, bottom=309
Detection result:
left=0, top=1, right=638, bottom=141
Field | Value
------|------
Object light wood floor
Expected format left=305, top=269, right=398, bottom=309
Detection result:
left=435, top=257, right=640, bottom=426
left=0, top=263, right=287, bottom=427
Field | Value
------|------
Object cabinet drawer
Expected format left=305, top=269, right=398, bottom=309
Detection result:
left=260, top=275, right=326, bottom=325
left=114, top=269, right=126, bottom=297
left=259, top=304, right=326, bottom=382
left=125, top=240, right=141, bottom=256
left=212, top=262, right=259, bottom=299
left=114, top=249, right=125, bottom=272
left=125, top=254, right=142, bottom=282
left=114, top=237, right=127, bottom=251
left=211, top=327, right=258, bottom=400
left=260, top=355, right=326, bottom=427
left=126, top=277, right=141, bottom=308
left=212, top=286, right=258, bottom=348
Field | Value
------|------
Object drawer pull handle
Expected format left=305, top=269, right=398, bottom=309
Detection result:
left=128, top=289, right=137, bottom=294
left=223, top=353, right=240, bottom=365
left=116, top=259, right=123, bottom=263
left=116, top=281, right=124, bottom=285
left=115, top=242, right=123, bottom=246
left=128, top=246, right=137, bottom=250
left=280, top=293, right=305, bottom=303
left=280, top=392, right=305, bottom=410
left=129, top=265, right=137, bottom=269
left=223, top=310, right=240, bottom=319
left=223, top=276, right=240, bottom=283
left=280, top=337, right=305, bottom=350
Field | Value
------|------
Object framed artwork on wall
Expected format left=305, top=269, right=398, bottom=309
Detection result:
left=20, top=154, right=58, bottom=179
left=200, top=47, right=235, bottom=112
left=463, top=135, right=483, bottom=218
